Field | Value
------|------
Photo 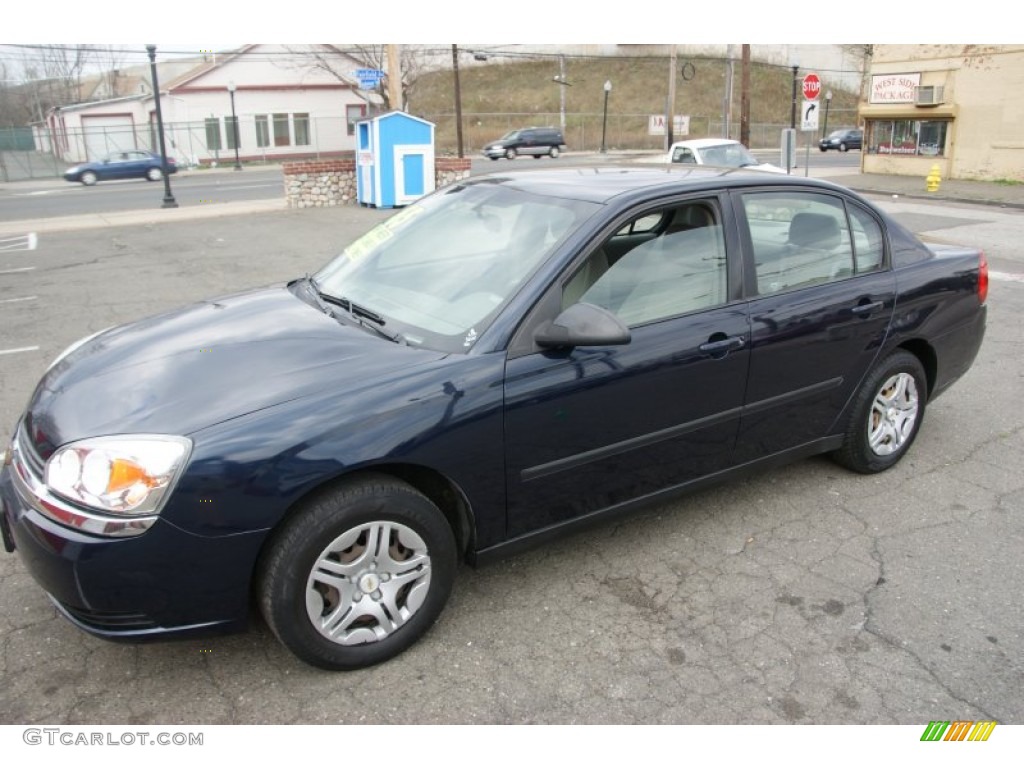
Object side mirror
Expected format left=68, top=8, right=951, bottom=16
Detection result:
left=534, top=302, right=631, bottom=349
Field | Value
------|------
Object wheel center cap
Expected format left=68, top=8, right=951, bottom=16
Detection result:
left=358, top=573, right=381, bottom=593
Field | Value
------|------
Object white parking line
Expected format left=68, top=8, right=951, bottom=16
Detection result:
left=0, top=267, right=36, bottom=275
left=0, top=296, right=37, bottom=304
left=0, top=232, right=38, bottom=251
left=0, top=346, right=40, bottom=356
left=990, top=270, right=1024, bottom=283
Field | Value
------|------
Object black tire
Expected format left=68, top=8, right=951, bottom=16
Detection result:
left=258, top=475, right=457, bottom=670
left=819, top=146, right=828, bottom=152
left=489, top=156, right=499, bottom=161
left=832, top=350, right=928, bottom=474
left=840, top=142, right=849, bottom=152
left=549, top=146, right=560, bottom=158
left=146, top=167, right=163, bottom=181
left=505, top=148, right=517, bottom=160
left=81, top=171, right=97, bottom=186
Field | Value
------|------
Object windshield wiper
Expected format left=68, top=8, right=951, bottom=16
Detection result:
left=307, top=278, right=403, bottom=344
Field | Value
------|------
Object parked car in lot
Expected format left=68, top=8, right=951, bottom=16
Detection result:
left=819, top=128, right=863, bottom=152
left=63, top=150, right=177, bottom=186
left=1, top=167, right=987, bottom=670
left=667, top=138, right=786, bottom=173
left=482, top=127, right=565, bottom=160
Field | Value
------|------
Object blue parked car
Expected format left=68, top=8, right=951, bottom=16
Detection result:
left=63, top=150, right=177, bottom=185
left=1, top=167, right=987, bottom=670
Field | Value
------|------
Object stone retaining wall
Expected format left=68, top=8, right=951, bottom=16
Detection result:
left=282, top=156, right=472, bottom=208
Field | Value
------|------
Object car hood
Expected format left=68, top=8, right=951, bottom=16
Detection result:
left=22, top=286, right=448, bottom=457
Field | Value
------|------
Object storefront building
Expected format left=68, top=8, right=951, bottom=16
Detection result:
left=860, top=45, right=1024, bottom=181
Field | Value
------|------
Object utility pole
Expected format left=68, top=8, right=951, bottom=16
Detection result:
left=452, top=45, right=464, bottom=158
left=722, top=45, right=735, bottom=139
left=558, top=55, right=566, bottom=134
left=740, top=44, right=751, bottom=147
left=386, top=44, right=402, bottom=111
left=665, top=46, right=677, bottom=150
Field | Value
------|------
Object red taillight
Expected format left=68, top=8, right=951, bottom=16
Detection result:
left=978, top=251, right=989, bottom=305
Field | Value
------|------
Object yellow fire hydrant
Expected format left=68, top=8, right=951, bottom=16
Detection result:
left=926, top=164, right=942, bottom=193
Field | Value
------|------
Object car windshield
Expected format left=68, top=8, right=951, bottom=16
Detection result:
left=313, top=184, right=600, bottom=353
left=499, top=131, right=521, bottom=140
left=699, top=143, right=760, bottom=167
left=827, top=130, right=846, bottom=139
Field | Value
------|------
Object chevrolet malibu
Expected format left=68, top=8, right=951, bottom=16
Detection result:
left=0, top=167, right=987, bottom=670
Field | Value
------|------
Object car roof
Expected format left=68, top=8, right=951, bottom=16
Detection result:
left=460, top=166, right=854, bottom=205
left=669, top=138, right=743, bottom=150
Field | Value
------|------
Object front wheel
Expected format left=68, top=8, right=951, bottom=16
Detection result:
left=505, top=148, right=517, bottom=160
left=832, top=350, right=927, bottom=474
left=80, top=171, right=97, bottom=186
left=258, top=475, right=457, bottom=670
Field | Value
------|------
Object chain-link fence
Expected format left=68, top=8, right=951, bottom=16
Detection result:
left=1, top=108, right=862, bottom=181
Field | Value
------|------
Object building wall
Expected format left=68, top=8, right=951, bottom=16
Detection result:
left=861, top=45, right=1024, bottom=181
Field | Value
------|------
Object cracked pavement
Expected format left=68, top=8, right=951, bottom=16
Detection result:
left=0, top=199, right=1021, bottom=725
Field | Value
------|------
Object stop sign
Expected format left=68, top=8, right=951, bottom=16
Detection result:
left=802, top=73, right=821, bottom=101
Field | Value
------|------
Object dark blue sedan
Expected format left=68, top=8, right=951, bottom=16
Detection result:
left=0, top=167, right=987, bottom=670
left=63, top=150, right=177, bottom=185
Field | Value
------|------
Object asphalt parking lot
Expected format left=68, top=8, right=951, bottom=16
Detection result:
left=0, top=191, right=1022, bottom=726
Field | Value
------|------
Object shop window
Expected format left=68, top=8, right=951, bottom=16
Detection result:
left=225, top=116, right=239, bottom=150
left=868, top=119, right=949, bottom=157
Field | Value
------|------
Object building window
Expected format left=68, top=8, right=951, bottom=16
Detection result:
left=294, top=113, right=310, bottom=146
left=867, top=119, right=949, bottom=157
left=225, top=116, right=239, bottom=150
left=255, top=115, right=270, bottom=148
left=273, top=113, right=291, bottom=147
left=205, top=118, right=222, bottom=152
left=347, top=104, right=367, bottom=136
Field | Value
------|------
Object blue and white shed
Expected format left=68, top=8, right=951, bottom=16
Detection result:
left=355, top=111, right=436, bottom=208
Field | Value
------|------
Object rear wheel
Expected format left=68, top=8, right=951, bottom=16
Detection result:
left=258, top=475, right=457, bottom=670
left=832, top=350, right=927, bottom=474
left=146, top=167, right=163, bottom=181
left=840, top=142, right=849, bottom=152
left=549, top=146, right=560, bottom=158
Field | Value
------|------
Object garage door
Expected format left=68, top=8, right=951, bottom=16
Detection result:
left=82, top=115, right=136, bottom=161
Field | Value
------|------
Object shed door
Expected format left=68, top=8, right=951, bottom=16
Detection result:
left=393, top=144, right=435, bottom=206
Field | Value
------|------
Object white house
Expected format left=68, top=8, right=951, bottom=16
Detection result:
left=47, top=45, right=379, bottom=165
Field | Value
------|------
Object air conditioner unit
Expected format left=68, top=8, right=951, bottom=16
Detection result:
left=915, top=85, right=945, bottom=106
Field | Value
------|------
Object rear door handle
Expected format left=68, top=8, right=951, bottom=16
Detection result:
left=851, top=300, right=884, bottom=317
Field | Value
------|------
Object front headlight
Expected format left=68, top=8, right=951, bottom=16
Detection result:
left=45, top=435, right=192, bottom=516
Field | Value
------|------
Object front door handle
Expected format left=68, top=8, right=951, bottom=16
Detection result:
left=699, top=335, right=746, bottom=357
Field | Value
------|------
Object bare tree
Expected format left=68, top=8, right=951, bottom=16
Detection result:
left=284, top=44, right=424, bottom=111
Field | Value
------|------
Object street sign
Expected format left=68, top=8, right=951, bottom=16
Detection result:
left=802, top=73, right=821, bottom=101
left=648, top=114, right=690, bottom=136
left=801, top=100, right=820, bottom=132
left=354, top=68, right=385, bottom=90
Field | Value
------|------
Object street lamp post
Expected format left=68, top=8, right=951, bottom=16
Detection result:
left=145, top=44, right=178, bottom=208
left=227, top=81, right=242, bottom=171
left=600, top=80, right=612, bottom=154
left=822, top=90, right=833, bottom=140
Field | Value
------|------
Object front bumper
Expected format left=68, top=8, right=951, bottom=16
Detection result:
left=482, top=147, right=506, bottom=158
left=0, top=435, right=264, bottom=641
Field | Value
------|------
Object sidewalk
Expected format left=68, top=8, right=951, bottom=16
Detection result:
left=1, top=155, right=1021, bottom=237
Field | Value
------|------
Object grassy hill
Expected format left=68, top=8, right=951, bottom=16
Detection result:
left=407, top=55, right=861, bottom=154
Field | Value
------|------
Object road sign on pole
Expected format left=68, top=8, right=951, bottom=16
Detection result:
left=801, top=100, right=820, bottom=132
left=802, top=73, right=821, bottom=102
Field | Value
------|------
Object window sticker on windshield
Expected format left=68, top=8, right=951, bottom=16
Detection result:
left=343, top=225, right=394, bottom=262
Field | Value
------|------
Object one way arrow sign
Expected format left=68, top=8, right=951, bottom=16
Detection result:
left=801, top=100, right=819, bottom=132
